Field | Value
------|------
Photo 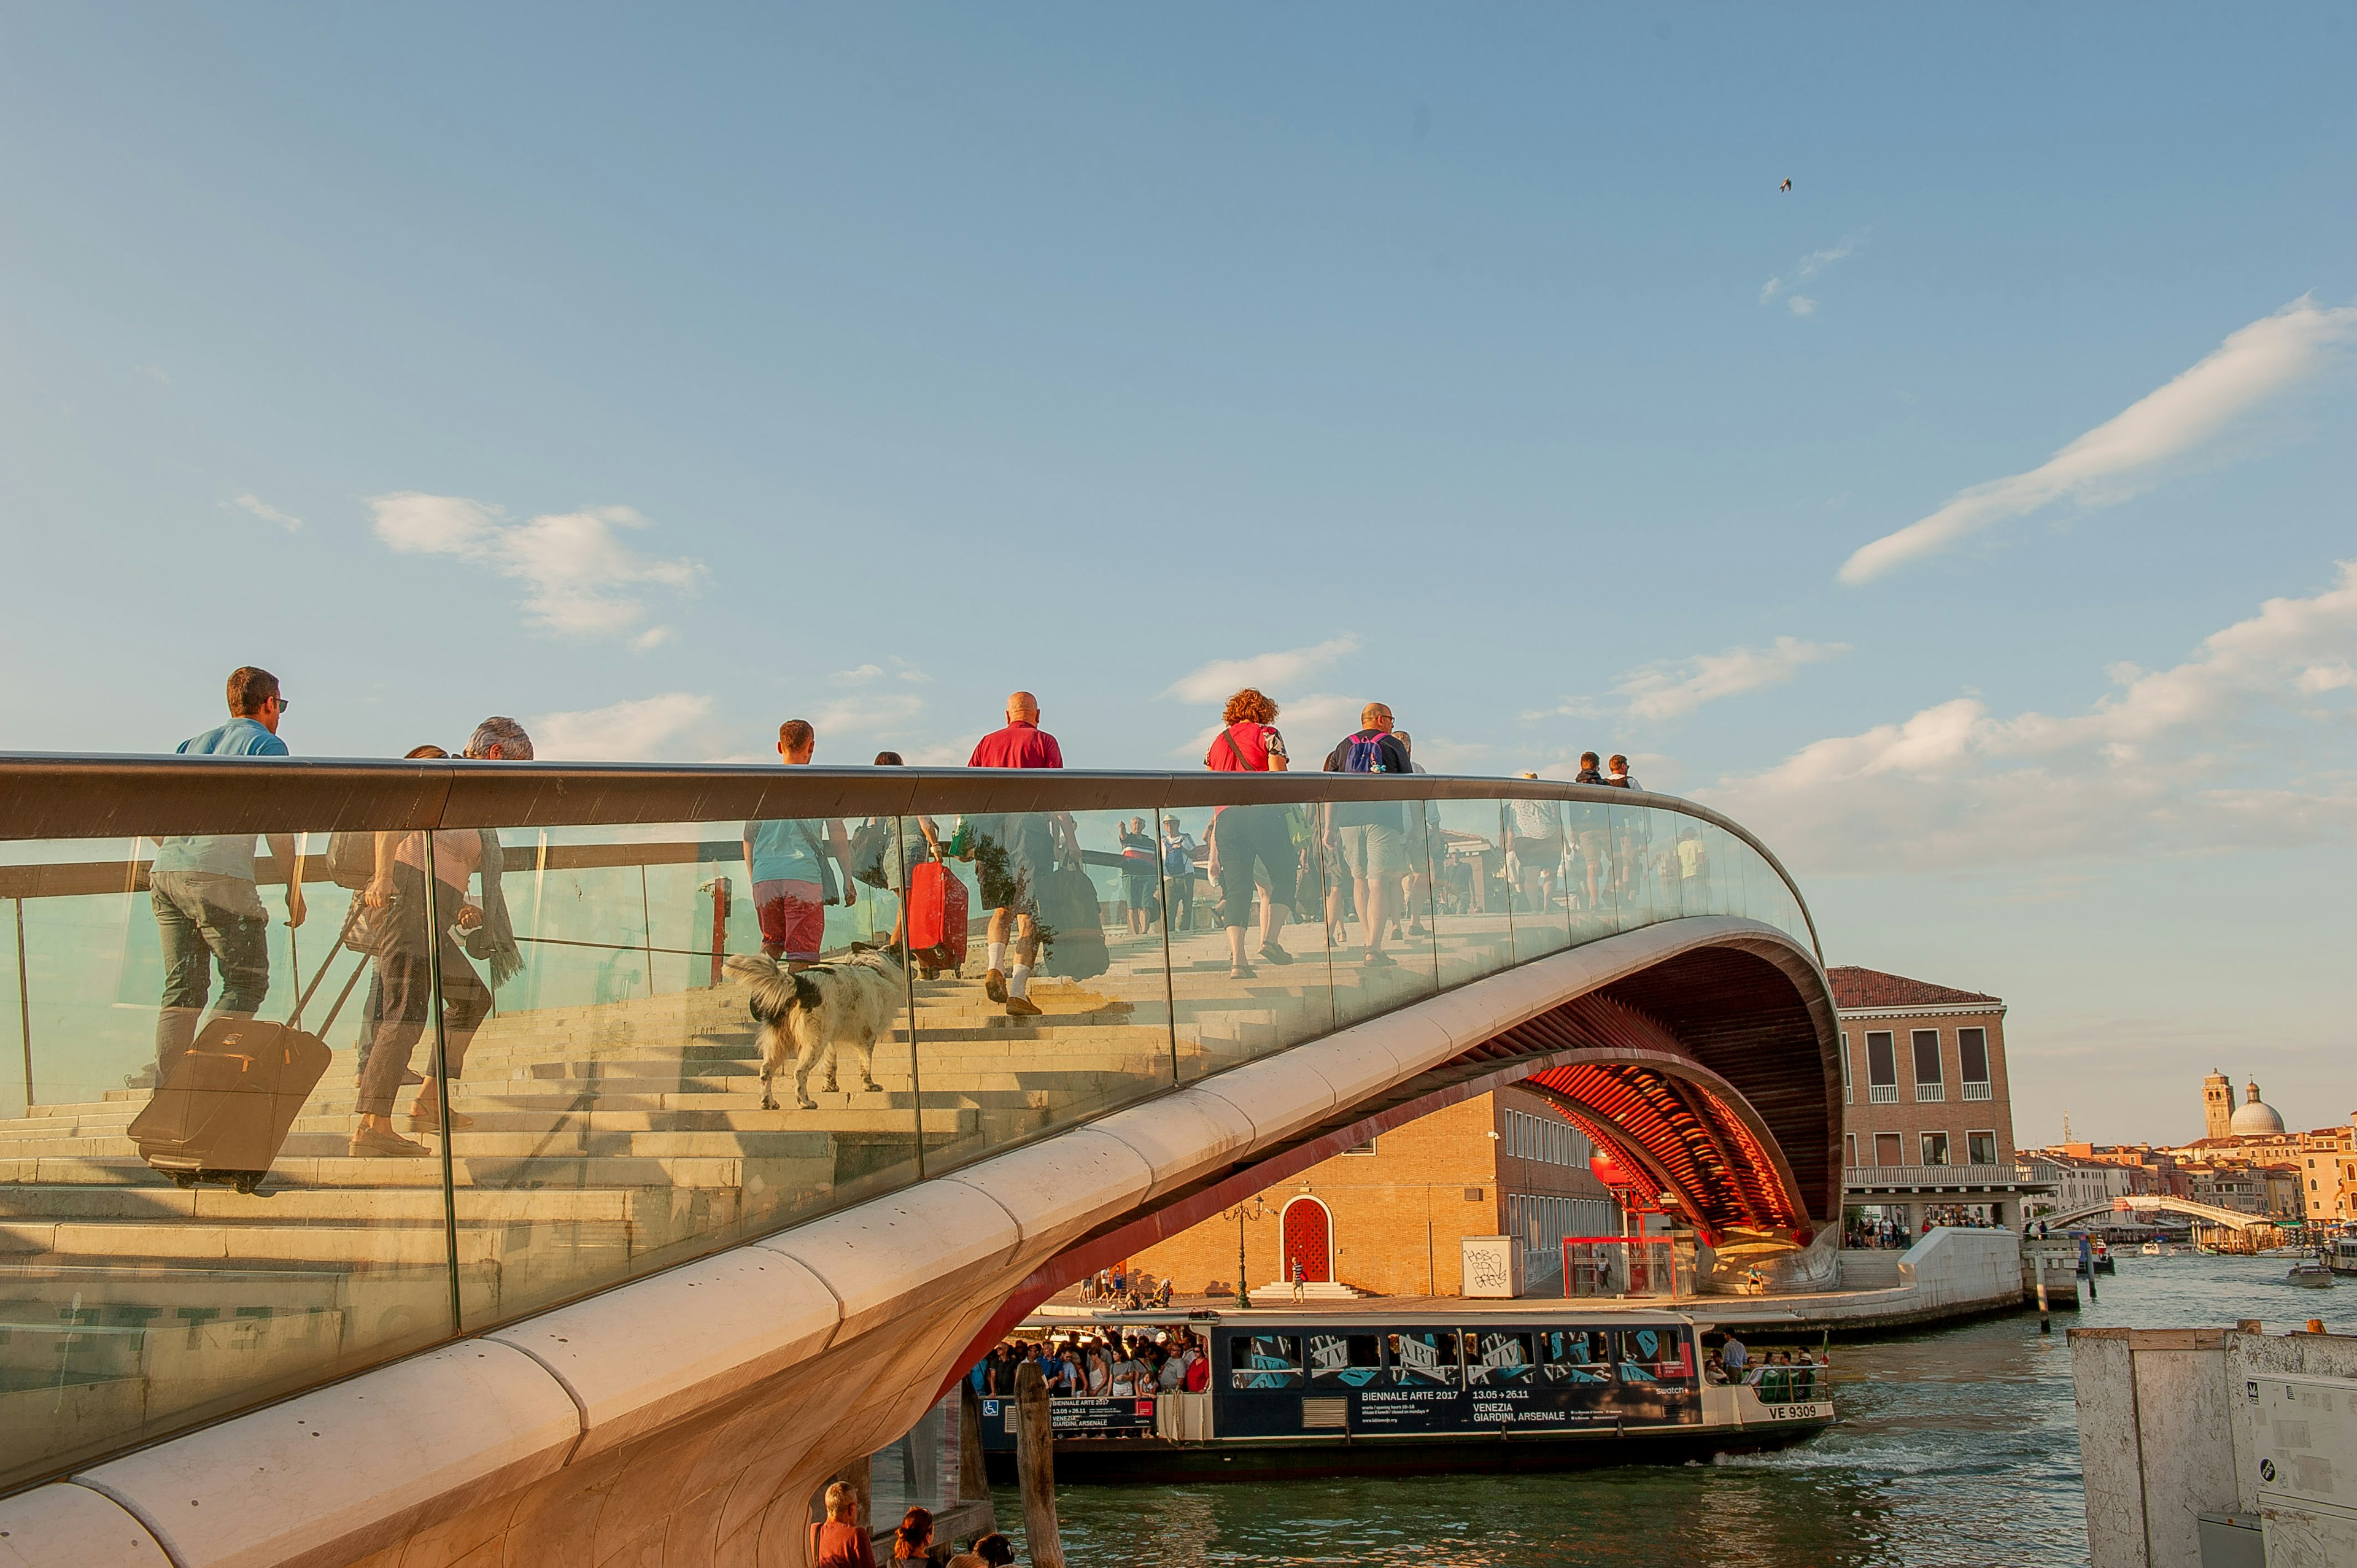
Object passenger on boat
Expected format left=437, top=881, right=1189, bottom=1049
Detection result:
left=1719, top=1332, right=1749, bottom=1379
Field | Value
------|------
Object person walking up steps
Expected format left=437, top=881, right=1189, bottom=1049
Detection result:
left=1202, top=687, right=1295, bottom=979
left=1322, top=703, right=1412, bottom=969
left=149, top=666, right=309, bottom=1078
left=966, top=691, right=1066, bottom=1018
left=744, top=720, right=856, bottom=971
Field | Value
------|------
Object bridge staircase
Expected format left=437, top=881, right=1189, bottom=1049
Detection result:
left=0, top=912, right=1519, bottom=1472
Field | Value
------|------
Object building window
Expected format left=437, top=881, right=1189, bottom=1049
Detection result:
left=1841, top=1034, right=1854, bottom=1105
left=1845, top=1133, right=1857, bottom=1168
left=1912, top=1030, right=1945, bottom=1101
left=1959, top=1027, right=1991, bottom=1099
left=1867, top=1032, right=1898, bottom=1103
left=1921, top=1132, right=1951, bottom=1166
left=1875, top=1132, right=1903, bottom=1167
left=1967, top=1130, right=1996, bottom=1167
left=1344, top=1137, right=1377, bottom=1156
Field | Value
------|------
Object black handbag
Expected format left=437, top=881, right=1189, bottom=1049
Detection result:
left=847, top=819, right=896, bottom=890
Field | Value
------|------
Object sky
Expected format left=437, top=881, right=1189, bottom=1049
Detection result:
left=2, top=6, right=2353, bottom=1146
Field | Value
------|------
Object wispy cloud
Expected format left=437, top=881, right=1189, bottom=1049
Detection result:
left=369, top=492, right=704, bottom=641
left=1164, top=636, right=1358, bottom=706
left=1840, top=295, right=2357, bottom=584
left=531, top=693, right=718, bottom=761
left=1760, top=233, right=1860, bottom=317
left=1706, top=559, right=2357, bottom=871
left=226, top=493, right=302, bottom=531
left=1534, top=636, right=1847, bottom=727
left=832, top=659, right=931, bottom=685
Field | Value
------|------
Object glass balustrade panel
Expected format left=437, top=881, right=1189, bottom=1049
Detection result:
left=444, top=815, right=923, bottom=1330
left=1643, top=807, right=1687, bottom=921
left=1563, top=798, right=1618, bottom=943
left=1604, top=803, right=1655, bottom=932
left=913, top=805, right=1180, bottom=1177
left=1332, top=794, right=1439, bottom=1029
left=1427, top=798, right=1515, bottom=989
left=1503, top=795, right=1573, bottom=963
left=0, top=824, right=454, bottom=1493
left=1168, top=793, right=1335, bottom=1085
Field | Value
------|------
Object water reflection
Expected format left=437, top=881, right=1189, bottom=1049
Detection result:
left=1002, top=1256, right=2350, bottom=1567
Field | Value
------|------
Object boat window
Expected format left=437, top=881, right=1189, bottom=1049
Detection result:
left=1228, top=1334, right=1303, bottom=1390
left=1464, top=1330, right=1536, bottom=1387
left=1617, top=1327, right=1692, bottom=1384
left=1306, top=1332, right=1385, bottom=1388
left=1385, top=1330, right=1463, bottom=1388
left=1535, top=1329, right=1612, bottom=1384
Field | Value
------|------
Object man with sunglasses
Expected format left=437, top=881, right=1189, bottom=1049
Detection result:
left=149, top=666, right=308, bottom=1076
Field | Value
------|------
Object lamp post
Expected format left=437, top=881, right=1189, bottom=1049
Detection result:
left=1221, top=1196, right=1269, bottom=1311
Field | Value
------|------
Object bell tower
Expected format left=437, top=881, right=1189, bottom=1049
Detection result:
left=2202, top=1070, right=2232, bottom=1141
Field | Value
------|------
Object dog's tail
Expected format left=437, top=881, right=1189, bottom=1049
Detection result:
left=723, top=954, right=782, bottom=981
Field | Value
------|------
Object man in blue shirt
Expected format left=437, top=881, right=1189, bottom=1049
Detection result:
left=150, top=667, right=308, bottom=1073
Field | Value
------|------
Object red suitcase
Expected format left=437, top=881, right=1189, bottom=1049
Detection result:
left=905, top=859, right=969, bottom=978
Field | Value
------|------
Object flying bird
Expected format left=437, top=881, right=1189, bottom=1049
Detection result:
left=1779, top=179, right=1792, bottom=193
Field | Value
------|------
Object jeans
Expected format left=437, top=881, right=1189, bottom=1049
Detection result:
left=150, top=871, right=270, bottom=1073
left=354, top=934, right=490, bottom=1117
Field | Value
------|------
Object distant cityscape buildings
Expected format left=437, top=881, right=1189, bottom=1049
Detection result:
left=2021, top=1068, right=2356, bottom=1227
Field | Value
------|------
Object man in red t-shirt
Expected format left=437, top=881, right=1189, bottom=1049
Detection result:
left=965, top=692, right=1067, bottom=1016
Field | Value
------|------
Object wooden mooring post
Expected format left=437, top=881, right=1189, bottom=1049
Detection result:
left=1012, top=1361, right=1066, bottom=1568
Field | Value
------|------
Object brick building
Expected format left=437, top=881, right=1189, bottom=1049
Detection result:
left=1126, top=1085, right=1616, bottom=1299
left=1829, top=965, right=2047, bottom=1234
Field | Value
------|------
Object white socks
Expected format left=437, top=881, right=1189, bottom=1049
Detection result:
left=988, top=941, right=1008, bottom=971
left=1008, top=964, right=1031, bottom=998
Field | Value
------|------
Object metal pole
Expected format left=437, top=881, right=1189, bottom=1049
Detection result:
left=1234, top=1208, right=1252, bottom=1311
left=422, top=834, right=463, bottom=1336
left=638, top=865, right=654, bottom=994
left=14, top=898, right=32, bottom=1112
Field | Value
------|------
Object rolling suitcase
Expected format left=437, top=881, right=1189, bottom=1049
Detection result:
left=905, top=857, right=969, bottom=979
left=127, top=917, right=367, bottom=1194
left=1039, top=862, right=1110, bottom=981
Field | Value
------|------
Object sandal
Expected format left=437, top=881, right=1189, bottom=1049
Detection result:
left=1258, top=942, right=1293, bottom=966
left=1361, top=949, right=1396, bottom=968
left=1229, top=964, right=1258, bottom=979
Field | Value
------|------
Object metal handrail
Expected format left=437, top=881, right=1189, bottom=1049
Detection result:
left=0, top=754, right=1822, bottom=959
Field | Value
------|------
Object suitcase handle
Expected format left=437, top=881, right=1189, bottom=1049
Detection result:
left=288, top=903, right=365, bottom=1033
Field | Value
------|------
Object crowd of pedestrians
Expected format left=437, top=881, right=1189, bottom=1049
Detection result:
left=150, top=663, right=1658, bottom=1164
left=1706, top=1332, right=1830, bottom=1400
left=969, top=1325, right=1211, bottom=1400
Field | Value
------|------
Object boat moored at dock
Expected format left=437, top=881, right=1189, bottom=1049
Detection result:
left=977, top=1307, right=1834, bottom=1483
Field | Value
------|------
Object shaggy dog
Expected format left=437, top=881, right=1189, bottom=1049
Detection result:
left=723, top=946, right=905, bottom=1110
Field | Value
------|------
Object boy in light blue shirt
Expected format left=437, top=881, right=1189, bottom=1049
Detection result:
left=150, top=666, right=308, bottom=1073
left=743, top=719, right=853, bottom=967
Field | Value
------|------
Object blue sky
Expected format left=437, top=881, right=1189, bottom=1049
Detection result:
left=3, top=6, right=2353, bottom=1144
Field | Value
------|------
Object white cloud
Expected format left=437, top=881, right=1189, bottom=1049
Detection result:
left=630, top=627, right=674, bottom=652
left=1172, top=690, right=1367, bottom=760
left=530, top=693, right=718, bottom=761
left=1760, top=234, right=1860, bottom=312
left=1616, top=637, right=1850, bottom=723
left=226, top=493, right=302, bottom=531
left=832, top=659, right=931, bottom=685
left=808, top=692, right=928, bottom=737
left=1840, top=296, right=2357, bottom=584
left=369, top=492, right=703, bottom=639
left=1705, top=561, right=2357, bottom=871
left=1164, top=636, right=1359, bottom=706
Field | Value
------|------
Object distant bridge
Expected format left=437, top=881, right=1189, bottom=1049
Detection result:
left=2045, top=1194, right=2276, bottom=1232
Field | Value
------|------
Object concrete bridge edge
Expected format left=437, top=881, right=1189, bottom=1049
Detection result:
left=0, top=915, right=1828, bottom=1568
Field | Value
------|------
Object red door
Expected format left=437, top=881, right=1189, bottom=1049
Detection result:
left=1282, top=1200, right=1331, bottom=1283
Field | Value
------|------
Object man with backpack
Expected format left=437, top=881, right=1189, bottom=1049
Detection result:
left=149, top=666, right=309, bottom=1076
left=1159, top=815, right=1198, bottom=933
left=1322, top=703, right=1413, bottom=968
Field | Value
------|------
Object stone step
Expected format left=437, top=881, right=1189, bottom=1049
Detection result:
left=2, top=1151, right=842, bottom=1191
left=0, top=1183, right=635, bottom=1225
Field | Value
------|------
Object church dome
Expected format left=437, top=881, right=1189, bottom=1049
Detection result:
left=2229, top=1080, right=2285, bottom=1137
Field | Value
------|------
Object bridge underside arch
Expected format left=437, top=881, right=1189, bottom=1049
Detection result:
left=990, top=933, right=1840, bottom=1330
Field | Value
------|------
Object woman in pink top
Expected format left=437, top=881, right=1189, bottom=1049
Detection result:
left=1203, top=688, right=1297, bottom=978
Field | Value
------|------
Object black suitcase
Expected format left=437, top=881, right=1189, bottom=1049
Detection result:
left=127, top=916, right=366, bottom=1194
left=1037, top=862, right=1110, bottom=981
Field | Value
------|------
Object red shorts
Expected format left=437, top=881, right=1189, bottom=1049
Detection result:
left=754, top=879, right=824, bottom=961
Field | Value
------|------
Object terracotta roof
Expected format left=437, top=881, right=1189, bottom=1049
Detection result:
left=1825, top=965, right=2000, bottom=1010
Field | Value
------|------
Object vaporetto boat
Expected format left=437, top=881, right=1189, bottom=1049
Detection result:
left=979, top=1307, right=1835, bottom=1481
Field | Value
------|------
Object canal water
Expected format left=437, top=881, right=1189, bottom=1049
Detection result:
left=992, top=1255, right=2351, bottom=1567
